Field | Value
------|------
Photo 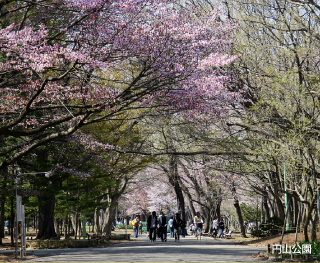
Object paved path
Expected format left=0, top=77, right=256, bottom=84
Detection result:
left=24, top=235, right=267, bottom=262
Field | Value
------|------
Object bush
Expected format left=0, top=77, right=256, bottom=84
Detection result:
left=118, top=224, right=133, bottom=229
left=251, top=228, right=267, bottom=238
left=251, top=216, right=283, bottom=237
left=298, top=241, right=320, bottom=258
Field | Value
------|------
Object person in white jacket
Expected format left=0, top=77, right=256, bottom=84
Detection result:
left=169, top=216, right=174, bottom=238
left=193, top=212, right=203, bottom=233
left=212, top=218, right=218, bottom=238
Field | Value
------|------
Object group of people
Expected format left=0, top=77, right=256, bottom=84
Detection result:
left=189, top=214, right=228, bottom=238
left=148, top=211, right=187, bottom=242
left=132, top=211, right=228, bottom=242
left=132, top=211, right=187, bottom=242
left=212, top=217, right=228, bottom=238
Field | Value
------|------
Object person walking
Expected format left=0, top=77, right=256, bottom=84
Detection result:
left=173, top=213, right=182, bottom=242
left=193, top=212, right=203, bottom=234
left=147, top=211, right=158, bottom=242
left=212, top=217, right=218, bottom=238
left=139, top=221, right=143, bottom=235
left=132, top=215, right=140, bottom=238
left=189, top=222, right=195, bottom=236
left=169, top=216, right=174, bottom=238
left=181, top=216, right=186, bottom=238
left=158, top=211, right=168, bottom=242
left=218, top=219, right=225, bottom=238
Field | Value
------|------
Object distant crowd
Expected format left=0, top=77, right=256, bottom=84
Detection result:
left=130, top=211, right=229, bottom=242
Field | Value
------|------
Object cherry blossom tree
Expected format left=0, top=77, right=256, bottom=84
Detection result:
left=122, top=167, right=177, bottom=217
left=0, top=0, right=246, bottom=242
left=0, top=0, right=241, bottom=174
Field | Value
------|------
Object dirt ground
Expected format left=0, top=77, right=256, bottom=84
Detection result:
left=234, top=232, right=313, bottom=247
left=0, top=231, right=316, bottom=262
left=0, top=236, right=35, bottom=262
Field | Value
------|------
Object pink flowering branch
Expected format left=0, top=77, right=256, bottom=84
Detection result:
left=0, top=0, right=243, bottom=171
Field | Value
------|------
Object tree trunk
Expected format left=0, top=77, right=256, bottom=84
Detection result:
left=203, top=208, right=210, bottom=233
left=67, top=219, right=70, bottom=236
left=174, top=184, right=185, bottom=219
left=234, top=199, right=247, bottom=237
left=95, top=207, right=101, bottom=235
left=269, top=170, right=285, bottom=219
left=176, top=159, right=196, bottom=219
left=230, top=183, right=247, bottom=238
left=293, top=198, right=299, bottom=227
left=169, top=155, right=185, bottom=219
left=261, top=196, right=264, bottom=223
left=230, top=184, right=246, bottom=237
left=263, top=195, right=270, bottom=221
left=36, top=195, right=57, bottom=239
left=33, top=210, right=36, bottom=230
left=79, top=218, right=83, bottom=239
left=92, top=214, right=94, bottom=233
left=271, top=170, right=285, bottom=219
left=274, top=191, right=285, bottom=220
left=303, top=195, right=316, bottom=242
left=75, top=213, right=78, bottom=240
left=64, top=216, right=68, bottom=238
left=311, top=210, right=318, bottom=242
left=216, top=202, right=221, bottom=220
left=185, top=196, right=196, bottom=220
left=289, top=196, right=294, bottom=228
left=269, top=199, right=275, bottom=217
left=11, top=197, right=14, bottom=245
left=0, top=171, right=7, bottom=245
left=177, top=177, right=195, bottom=219
left=54, top=217, right=60, bottom=239
left=100, top=178, right=128, bottom=236
left=69, top=212, right=77, bottom=236
left=103, top=205, right=116, bottom=236
left=0, top=198, right=4, bottom=245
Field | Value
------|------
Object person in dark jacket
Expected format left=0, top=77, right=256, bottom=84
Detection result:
left=173, top=213, right=182, bottom=242
left=218, top=219, right=224, bottom=238
left=158, top=211, right=168, bottom=242
left=147, top=211, right=158, bottom=242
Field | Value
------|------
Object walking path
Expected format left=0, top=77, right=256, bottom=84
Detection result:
left=23, top=235, right=267, bottom=262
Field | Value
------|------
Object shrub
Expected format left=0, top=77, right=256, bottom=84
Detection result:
left=118, top=224, right=133, bottom=229
left=298, top=241, right=320, bottom=258
left=251, top=216, right=283, bottom=237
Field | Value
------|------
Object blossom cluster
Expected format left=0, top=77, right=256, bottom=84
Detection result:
left=0, top=0, right=243, bottom=171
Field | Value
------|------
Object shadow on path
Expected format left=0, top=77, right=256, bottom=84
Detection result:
left=26, top=235, right=267, bottom=262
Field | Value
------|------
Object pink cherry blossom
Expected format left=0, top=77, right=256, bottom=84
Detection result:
left=0, top=0, right=243, bottom=170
